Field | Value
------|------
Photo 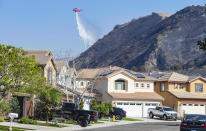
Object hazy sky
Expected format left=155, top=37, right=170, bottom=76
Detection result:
left=0, top=0, right=205, bottom=57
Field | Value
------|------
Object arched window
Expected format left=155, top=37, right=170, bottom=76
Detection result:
left=115, top=79, right=126, bottom=90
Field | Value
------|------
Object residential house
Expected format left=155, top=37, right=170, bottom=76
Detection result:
left=150, top=72, right=206, bottom=117
left=77, top=66, right=164, bottom=117
left=26, top=50, right=57, bottom=86
left=55, top=60, right=76, bottom=102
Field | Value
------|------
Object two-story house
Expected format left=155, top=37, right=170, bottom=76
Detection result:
left=151, top=72, right=206, bottom=117
left=55, top=60, right=76, bottom=102
left=26, top=50, right=56, bottom=86
left=95, top=67, right=164, bottom=118
left=77, top=66, right=164, bottom=117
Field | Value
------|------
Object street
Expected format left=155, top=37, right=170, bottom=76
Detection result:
left=84, top=122, right=180, bottom=131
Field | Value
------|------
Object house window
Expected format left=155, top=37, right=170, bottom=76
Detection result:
left=115, top=79, right=126, bottom=90
left=179, top=83, right=183, bottom=89
left=48, top=69, right=52, bottom=83
left=174, top=83, right=178, bottom=89
left=160, top=83, right=165, bottom=91
left=136, top=83, right=139, bottom=88
left=195, top=84, right=203, bottom=92
left=147, top=83, right=150, bottom=88
left=141, top=83, right=144, bottom=88
left=81, top=81, right=84, bottom=86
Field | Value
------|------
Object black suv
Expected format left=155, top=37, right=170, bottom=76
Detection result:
left=110, top=107, right=126, bottom=120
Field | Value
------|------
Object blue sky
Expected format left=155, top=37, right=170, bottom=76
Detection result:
left=0, top=0, right=205, bottom=57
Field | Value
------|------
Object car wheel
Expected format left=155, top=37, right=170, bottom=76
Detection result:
left=163, top=115, right=167, bottom=120
left=149, top=113, right=154, bottom=119
left=80, top=119, right=88, bottom=127
left=115, top=115, right=122, bottom=120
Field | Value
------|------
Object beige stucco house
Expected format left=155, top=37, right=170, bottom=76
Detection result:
left=26, top=50, right=56, bottom=86
left=150, top=72, right=206, bottom=117
left=77, top=66, right=163, bottom=117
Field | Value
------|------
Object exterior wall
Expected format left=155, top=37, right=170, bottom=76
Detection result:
left=154, top=82, right=168, bottom=93
left=154, top=82, right=179, bottom=110
left=168, top=83, right=187, bottom=91
left=189, top=79, right=206, bottom=93
left=108, top=73, right=134, bottom=93
left=76, top=80, right=92, bottom=88
left=44, top=60, right=56, bottom=86
left=95, top=78, right=108, bottom=93
left=56, top=66, right=68, bottom=86
left=134, top=81, right=154, bottom=92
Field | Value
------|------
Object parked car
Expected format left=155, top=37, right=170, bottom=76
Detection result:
left=54, top=102, right=98, bottom=127
left=110, top=107, right=126, bottom=120
left=148, top=106, right=177, bottom=121
left=180, top=114, right=206, bottom=131
left=98, top=107, right=126, bottom=120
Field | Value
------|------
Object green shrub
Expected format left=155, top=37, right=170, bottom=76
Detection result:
left=0, top=100, right=11, bottom=115
left=19, top=117, right=37, bottom=125
left=10, top=97, right=20, bottom=114
left=0, top=117, right=5, bottom=122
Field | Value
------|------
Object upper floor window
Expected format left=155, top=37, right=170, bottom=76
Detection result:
left=160, top=83, right=165, bottom=91
left=48, top=69, right=52, bottom=83
left=115, top=79, right=126, bottom=91
left=195, top=84, right=203, bottom=92
left=174, top=83, right=178, bottom=89
left=141, top=83, right=144, bottom=88
left=147, top=83, right=150, bottom=88
left=136, top=83, right=139, bottom=88
left=179, top=83, right=183, bottom=89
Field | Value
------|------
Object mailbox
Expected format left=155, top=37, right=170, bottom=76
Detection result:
left=9, top=113, right=18, bottom=119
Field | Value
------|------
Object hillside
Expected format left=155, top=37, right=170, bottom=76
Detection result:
left=75, top=6, right=206, bottom=72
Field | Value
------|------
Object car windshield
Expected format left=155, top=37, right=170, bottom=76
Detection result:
left=185, top=115, right=206, bottom=121
left=163, top=108, right=173, bottom=111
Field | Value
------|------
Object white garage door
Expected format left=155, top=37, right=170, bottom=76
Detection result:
left=143, top=103, right=159, bottom=117
left=116, top=102, right=143, bottom=117
left=182, top=104, right=206, bottom=115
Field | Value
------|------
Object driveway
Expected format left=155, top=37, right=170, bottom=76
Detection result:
left=83, top=122, right=180, bottom=131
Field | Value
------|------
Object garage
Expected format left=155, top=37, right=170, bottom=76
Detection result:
left=182, top=104, right=206, bottom=115
left=116, top=101, right=160, bottom=117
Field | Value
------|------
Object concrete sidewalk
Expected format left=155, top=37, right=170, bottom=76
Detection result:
left=0, top=118, right=180, bottom=131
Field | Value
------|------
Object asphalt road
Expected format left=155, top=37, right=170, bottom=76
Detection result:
left=84, top=122, right=180, bottom=131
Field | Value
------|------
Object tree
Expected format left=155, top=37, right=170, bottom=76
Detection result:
left=197, top=38, right=206, bottom=51
left=91, top=100, right=113, bottom=118
left=170, top=64, right=182, bottom=71
left=35, top=85, right=62, bottom=122
left=0, top=100, right=10, bottom=115
left=10, top=97, right=20, bottom=114
left=0, top=44, right=45, bottom=100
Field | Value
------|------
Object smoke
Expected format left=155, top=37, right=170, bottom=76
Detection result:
left=75, top=12, right=97, bottom=49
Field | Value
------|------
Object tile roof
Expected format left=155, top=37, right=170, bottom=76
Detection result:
left=107, top=92, right=164, bottom=101
left=77, top=66, right=123, bottom=79
left=55, top=60, right=69, bottom=72
left=168, top=91, right=206, bottom=99
left=77, top=66, right=156, bottom=81
left=26, top=50, right=52, bottom=65
left=149, top=72, right=189, bottom=82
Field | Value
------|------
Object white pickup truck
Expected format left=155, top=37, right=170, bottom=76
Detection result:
left=148, top=106, right=177, bottom=121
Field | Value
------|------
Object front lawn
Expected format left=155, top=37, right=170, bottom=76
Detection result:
left=122, top=118, right=143, bottom=121
left=19, top=117, right=67, bottom=128
left=0, top=125, right=33, bottom=131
